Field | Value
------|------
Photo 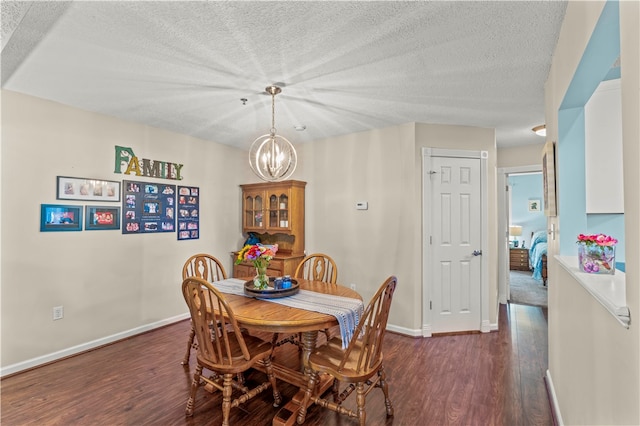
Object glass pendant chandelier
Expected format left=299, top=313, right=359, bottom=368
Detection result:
left=249, top=85, right=297, bottom=181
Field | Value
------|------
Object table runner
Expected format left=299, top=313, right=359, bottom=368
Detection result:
left=212, top=278, right=364, bottom=349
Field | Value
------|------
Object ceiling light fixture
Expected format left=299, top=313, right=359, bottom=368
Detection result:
left=532, top=124, right=546, bottom=137
left=249, top=85, right=297, bottom=182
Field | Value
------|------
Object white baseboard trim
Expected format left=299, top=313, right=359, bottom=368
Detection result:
left=1, top=313, right=190, bottom=378
left=386, top=323, right=422, bottom=337
left=545, top=369, right=564, bottom=425
left=418, top=323, right=498, bottom=336
left=490, top=303, right=501, bottom=331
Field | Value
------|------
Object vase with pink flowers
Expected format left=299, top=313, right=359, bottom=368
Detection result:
left=577, top=233, right=617, bottom=275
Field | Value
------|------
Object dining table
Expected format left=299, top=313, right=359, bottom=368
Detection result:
left=209, top=277, right=363, bottom=426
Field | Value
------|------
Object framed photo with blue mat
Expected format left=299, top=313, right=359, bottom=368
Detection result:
left=40, top=204, right=83, bottom=232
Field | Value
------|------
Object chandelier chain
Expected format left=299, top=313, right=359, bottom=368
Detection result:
left=271, top=90, right=276, bottom=135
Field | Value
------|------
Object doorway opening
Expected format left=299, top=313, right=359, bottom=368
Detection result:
left=498, top=165, right=547, bottom=307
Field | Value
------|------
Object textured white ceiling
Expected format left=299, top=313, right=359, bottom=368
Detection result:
left=1, top=1, right=568, bottom=149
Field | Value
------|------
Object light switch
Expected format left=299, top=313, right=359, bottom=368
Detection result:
left=356, top=201, right=368, bottom=210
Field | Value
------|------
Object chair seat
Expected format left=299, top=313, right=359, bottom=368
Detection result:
left=197, top=332, right=273, bottom=375
left=309, top=337, right=383, bottom=382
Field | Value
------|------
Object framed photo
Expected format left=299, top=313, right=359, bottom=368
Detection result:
left=528, top=199, right=541, bottom=212
left=85, top=206, right=121, bottom=230
left=122, top=179, right=176, bottom=234
left=542, top=141, right=557, bottom=217
left=143, top=200, right=162, bottom=215
left=177, top=185, right=199, bottom=240
left=57, top=176, right=121, bottom=202
left=40, top=204, right=83, bottom=232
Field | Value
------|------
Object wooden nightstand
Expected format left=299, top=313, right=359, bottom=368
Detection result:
left=509, top=248, right=530, bottom=271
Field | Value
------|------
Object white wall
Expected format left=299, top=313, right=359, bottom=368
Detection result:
left=497, top=143, right=545, bottom=169
left=296, top=123, right=420, bottom=332
left=545, top=1, right=640, bottom=424
left=585, top=79, right=624, bottom=213
left=1, top=90, right=247, bottom=370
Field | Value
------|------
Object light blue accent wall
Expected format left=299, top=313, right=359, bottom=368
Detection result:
left=587, top=214, right=625, bottom=261
left=558, top=108, right=588, bottom=256
left=509, top=173, right=546, bottom=248
left=557, top=0, right=624, bottom=262
left=605, top=67, right=621, bottom=81
left=560, top=1, right=621, bottom=110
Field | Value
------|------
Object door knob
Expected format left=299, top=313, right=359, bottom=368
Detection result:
left=472, top=250, right=482, bottom=256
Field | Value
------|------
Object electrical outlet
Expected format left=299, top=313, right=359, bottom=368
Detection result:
left=350, top=283, right=356, bottom=290
left=53, top=306, right=64, bottom=320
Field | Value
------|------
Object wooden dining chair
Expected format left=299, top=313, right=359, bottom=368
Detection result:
left=294, top=253, right=338, bottom=284
left=296, top=276, right=397, bottom=426
left=181, top=254, right=227, bottom=365
left=273, top=253, right=339, bottom=349
left=182, top=277, right=281, bottom=425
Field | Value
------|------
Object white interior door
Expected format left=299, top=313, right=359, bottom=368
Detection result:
left=428, top=155, right=482, bottom=333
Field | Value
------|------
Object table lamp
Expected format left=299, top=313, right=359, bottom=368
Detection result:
left=509, top=225, right=523, bottom=248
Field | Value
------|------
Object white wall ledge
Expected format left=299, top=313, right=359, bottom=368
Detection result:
left=556, top=255, right=629, bottom=328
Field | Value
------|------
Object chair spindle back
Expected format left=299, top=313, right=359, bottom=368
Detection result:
left=182, top=253, right=227, bottom=282
left=340, top=275, right=396, bottom=374
left=295, top=253, right=338, bottom=283
left=181, top=277, right=250, bottom=366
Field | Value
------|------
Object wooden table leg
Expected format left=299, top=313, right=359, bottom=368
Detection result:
left=272, top=330, right=334, bottom=426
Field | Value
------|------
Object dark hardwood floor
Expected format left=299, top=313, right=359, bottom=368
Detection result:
left=1, top=303, right=551, bottom=425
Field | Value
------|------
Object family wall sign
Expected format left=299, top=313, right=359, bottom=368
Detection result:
left=114, top=145, right=184, bottom=181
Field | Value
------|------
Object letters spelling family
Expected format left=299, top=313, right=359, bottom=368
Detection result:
left=114, top=145, right=184, bottom=181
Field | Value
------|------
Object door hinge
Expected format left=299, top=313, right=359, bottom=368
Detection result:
left=430, top=300, right=432, bottom=310
left=429, top=235, right=432, bottom=244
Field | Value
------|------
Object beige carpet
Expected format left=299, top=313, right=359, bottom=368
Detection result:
left=509, top=270, right=548, bottom=307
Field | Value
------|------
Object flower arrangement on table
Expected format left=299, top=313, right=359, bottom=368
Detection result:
left=235, top=243, right=278, bottom=289
left=576, top=233, right=617, bottom=274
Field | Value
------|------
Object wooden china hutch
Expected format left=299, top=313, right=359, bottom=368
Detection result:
left=232, top=180, right=306, bottom=278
